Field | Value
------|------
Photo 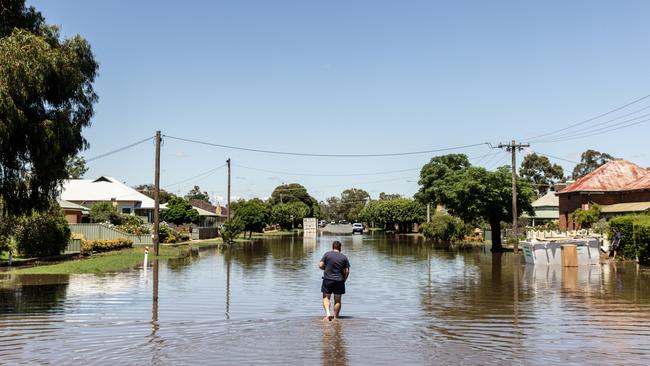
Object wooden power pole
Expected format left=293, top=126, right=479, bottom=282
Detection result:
left=497, top=140, right=529, bottom=253
left=153, top=131, right=161, bottom=255
left=226, top=158, right=231, bottom=221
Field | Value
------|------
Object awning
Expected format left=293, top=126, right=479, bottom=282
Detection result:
left=600, top=202, right=650, bottom=214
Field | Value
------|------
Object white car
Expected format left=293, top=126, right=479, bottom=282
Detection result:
left=352, top=223, right=364, bottom=234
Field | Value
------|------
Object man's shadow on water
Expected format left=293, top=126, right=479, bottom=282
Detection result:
left=322, top=319, right=348, bottom=366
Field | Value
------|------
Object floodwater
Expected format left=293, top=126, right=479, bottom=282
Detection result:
left=2, top=234, right=650, bottom=365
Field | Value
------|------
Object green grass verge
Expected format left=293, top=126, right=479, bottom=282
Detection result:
left=11, top=245, right=197, bottom=275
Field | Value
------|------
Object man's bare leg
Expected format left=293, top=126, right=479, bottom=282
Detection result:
left=333, top=294, right=342, bottom=319
left=322, top=293, right=332, bottom=321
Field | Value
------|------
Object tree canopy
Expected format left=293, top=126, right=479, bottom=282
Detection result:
left=520, top=153, right=564, bottom=196
left=185, top=185, right=210, bottom=203
left=359, top=198, right=425, bottom=232
left=271, top=201, right=310, bottom=230
left=571, top=150, right=615, bottom=180
left=66, top=156, right=88, bottom=179
left=234, top=199, right=270, bottom=236
left=134, top=184, right=178, bottom=204
left=269, top=183, right=319, bottom=217
left=161, top=197, right=199, bottom=225
left=0, top=1, right=98, bottom=216
left=417, top=154, right=535, bottom=251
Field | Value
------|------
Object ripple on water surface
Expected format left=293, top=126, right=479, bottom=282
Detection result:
left=2, top=235, right=650, bottom=365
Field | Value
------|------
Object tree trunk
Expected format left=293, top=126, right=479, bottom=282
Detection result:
left=490, top=217, right=504, bottom=252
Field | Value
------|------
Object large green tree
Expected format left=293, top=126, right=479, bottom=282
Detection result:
left=520, top=153, right=564, bottom=196
left=415, top=154, right=471, bottom=205
left=234, top=199, right=270, bottom=237
left=359, top=198, right=425, bottom=232
left=161, top=197, right=199, bottom=225
left=339, top=188, right=370, bottom=222
left=0, top=1, right=98, bottom=217
left=417, top=154, right=535, bottom=251
left=571, top=150, right=615, bottom=180
left=270, top=183, right=319, bottom=217
left=271, top=201, right=310, bottom=230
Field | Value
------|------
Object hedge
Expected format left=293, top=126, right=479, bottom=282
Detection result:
left=81, top=238, right=133, bottom=254
left=607, top=215, right=650, bottom=264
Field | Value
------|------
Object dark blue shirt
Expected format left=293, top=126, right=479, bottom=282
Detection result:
left=320, top=251, right=350, bottom=282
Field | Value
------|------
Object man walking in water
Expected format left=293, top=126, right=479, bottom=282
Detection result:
left=320, top=241, right=350, bottom=321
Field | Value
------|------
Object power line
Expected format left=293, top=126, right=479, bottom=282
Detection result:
left=533, top=116, right=650, bottom=143
left=163, top=134, right=489, bottom=158
left=522, top=93, right=650, bottom=142
left=162, top=163, right=227, bottom=189
left=530, top=106, right=650, bottom=143
left=85, top=136, right=154, bottom=162
left=236, top=164, right=420, bottom=177
left=527, top=150, right=580, bottom=164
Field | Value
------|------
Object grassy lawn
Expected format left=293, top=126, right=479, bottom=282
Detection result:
left=251, top=229, right=302, bottom=237
left=11, top=240, right=222, bottom=275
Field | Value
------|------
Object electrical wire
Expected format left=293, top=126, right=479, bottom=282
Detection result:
left=522, top=93, right=650, bottom=142
left=533, top=116, right=650, bottom=143
left=235, top=164, right=420, bottom=177
left=85, top=136, right=155, bottom=162
left=163, top=134, right=489, bottom=158
left=530, top=106, right=650, bottom=143
left=162, top=163, right=227, bottom=188
left=527, top=150, right=580, bottom=164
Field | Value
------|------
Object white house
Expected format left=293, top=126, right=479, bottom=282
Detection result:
left=61, top=176, right=161, bottom=223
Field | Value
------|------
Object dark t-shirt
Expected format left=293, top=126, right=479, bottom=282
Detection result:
left=320, top=251, right=350, bottom=282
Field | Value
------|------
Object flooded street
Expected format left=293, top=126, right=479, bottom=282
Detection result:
left=2, top=234, right=650, bottom=365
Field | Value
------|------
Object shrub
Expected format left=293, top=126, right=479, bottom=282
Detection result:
left=221, top=217, right=244, bottom=244
left=81, top=238, right=133, bottom=254
left=90, top=202, right=121, bottom=224
left=116, top=214, right=150, bottom=235
left=17, top=211, right=71, bottom=257
left=607, top=215, right=650, bottom=263
left=571, top=204, right=601, bottom=229
left=421, top=215, right=470, bottom=243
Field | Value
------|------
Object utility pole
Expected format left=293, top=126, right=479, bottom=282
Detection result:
left=226, top=158, right=231, bottom=221
left=153, top=131, right=161, bottom=256
left=497, top=139, right=529, bottom=253
left=427, top=203, right=431, bottom=223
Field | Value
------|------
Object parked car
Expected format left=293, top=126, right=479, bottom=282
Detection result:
left=319, top=220, right=327, bottom=227
left=352, top=223, right=364, bottom=234
left=339, top=220, right=349, bottom=225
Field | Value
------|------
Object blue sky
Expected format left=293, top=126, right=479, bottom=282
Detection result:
left=30, top=0, right=650, bottom=203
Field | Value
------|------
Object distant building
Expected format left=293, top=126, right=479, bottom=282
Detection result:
left=522, top=191, right=559, bottom=226
left=58, top=199, right=89, bottom=224
left=557, top=160, right=650, bottom=230
left=189, top=199, right=228, bottom=225
left=61, top=176, right=160, bottom=223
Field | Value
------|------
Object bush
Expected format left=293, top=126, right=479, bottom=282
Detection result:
left=607, top=215, right=650, bottom=263
left=221, top=217, right=244, bottom=244
left=116, top=214, right=150, bottom=235
left=17, top=211, right=71, bottom=257
left=421, top=215, right=470, bottom=243
left=81, top=238, right=133, bottom=254
left=90, top=202, right=122, bottom=224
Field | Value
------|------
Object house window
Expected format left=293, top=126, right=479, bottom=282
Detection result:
left=122, top=208, right=132, bottom=214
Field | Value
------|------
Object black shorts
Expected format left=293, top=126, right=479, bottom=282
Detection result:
left=321, top=279, right=345, bottom=295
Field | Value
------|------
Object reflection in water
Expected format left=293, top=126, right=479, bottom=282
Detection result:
left=3, top=236, right=650, bottom=364
left=322, top=320, right=348, bottom=366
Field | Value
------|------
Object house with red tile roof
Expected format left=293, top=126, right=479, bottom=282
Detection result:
left=557, top=160, right=650, bottom=230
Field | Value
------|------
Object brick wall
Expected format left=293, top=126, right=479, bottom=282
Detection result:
left=558, top=190, right=650, bottom=230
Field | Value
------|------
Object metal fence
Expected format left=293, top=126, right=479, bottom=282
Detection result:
left=68, top=223, right=152, bottom=245
left=65, top=238, right=82, bottom=254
